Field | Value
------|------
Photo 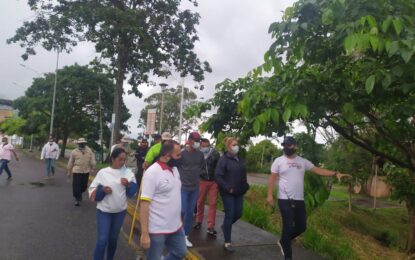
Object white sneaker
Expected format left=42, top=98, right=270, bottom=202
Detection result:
left=277, top=240, right=285, bottom=257
left=185, top=236, right=193, bottom=248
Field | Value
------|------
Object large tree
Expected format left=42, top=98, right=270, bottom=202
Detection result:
left=139, top=86, right=197, bottom=136
left=14, top=64, right=131, bottom=156
left=8, top=0, right=211, bottom=144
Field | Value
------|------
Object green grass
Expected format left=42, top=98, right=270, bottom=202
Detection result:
left=218, top=185, right=407, bottom=259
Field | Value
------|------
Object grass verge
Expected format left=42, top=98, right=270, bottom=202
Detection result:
left=218, top=185, right=407, bottom=260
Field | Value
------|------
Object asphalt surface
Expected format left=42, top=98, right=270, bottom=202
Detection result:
left=0, top=151, right=137, bottom=260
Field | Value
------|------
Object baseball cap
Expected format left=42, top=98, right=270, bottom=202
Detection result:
left=189, top=132, right=201, bottom=142
left=282, top=136, right=297, bottom=146
left=161, top=132, right=172, bottom=141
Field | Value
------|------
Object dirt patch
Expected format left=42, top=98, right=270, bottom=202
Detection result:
left=29, top=182, right=45, bottom=187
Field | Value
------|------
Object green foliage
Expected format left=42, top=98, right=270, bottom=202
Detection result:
left=246, top=140, right=281, bottom=173
left=304, top=173, right=330, bottom=213
left=220, top=185, right=406, bottom=259
left=8, top=0, right=211, bottom=96
left=13, top=64, right=131, bottom=155
left=139, top=86, right=197, bottom=136
left=8, top=0, right=211, bottom=142
left=0, top=116, right=26, bottom=136
left=294, top=133, right=325, bottom=165
left=324, top=137, right=373, bottom=181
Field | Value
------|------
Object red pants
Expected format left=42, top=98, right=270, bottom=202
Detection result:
left=196, top=180, right=218, bottom=229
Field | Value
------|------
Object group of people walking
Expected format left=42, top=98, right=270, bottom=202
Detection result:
left=138, top=132, right=250, bottom=259
left=0, top=132, right=349, bottom=260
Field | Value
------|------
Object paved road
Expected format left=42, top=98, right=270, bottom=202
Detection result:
left=0, top=151, right=137, bottom=260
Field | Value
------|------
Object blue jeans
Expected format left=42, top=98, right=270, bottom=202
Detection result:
left=278, top=199, right=307, bottom=259
left=0, top=159, right=11, bottom=178
left=146, top=228, right=187, bottom=260
left=181, top=189, right=199, bottom=235
left=45, top=159, right=55, bottom=177
left=221, top=193, right=244, bottom=243
left=94, top=209, right=127, bottom=260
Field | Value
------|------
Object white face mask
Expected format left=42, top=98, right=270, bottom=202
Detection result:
left=231, top=145, right=239, bottom=154
left=192, top=142, right=200, bottom=149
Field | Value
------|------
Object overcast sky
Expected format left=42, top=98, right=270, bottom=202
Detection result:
left=0, top=0, right=296, bottom=139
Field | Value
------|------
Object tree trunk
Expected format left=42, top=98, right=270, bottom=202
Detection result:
left=60, top=130, right=69, bottom=159
left=111, top=41, right=128, bottom=147
left=407, top=202, right=415, bottom=257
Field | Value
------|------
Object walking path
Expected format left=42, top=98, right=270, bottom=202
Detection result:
left=0, top=151, right=136, bottom=260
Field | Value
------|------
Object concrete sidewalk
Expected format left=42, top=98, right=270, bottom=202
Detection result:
left=187, top=210, right=323, bottom=260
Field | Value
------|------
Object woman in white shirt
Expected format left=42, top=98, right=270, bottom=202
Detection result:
left=89, top=147, right=137, bottom=260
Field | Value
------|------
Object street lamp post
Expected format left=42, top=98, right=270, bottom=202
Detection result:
left=49, top=50, right=60, bottom=136
left=159, top=83, right=168, bottom=134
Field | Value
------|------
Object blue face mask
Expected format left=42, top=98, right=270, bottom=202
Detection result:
left=201, top=147, right=210, bottom=154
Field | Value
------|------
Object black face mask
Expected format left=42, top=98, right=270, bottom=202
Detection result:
left=283, top=147, right=296, bottom=156
left=167, top=158, right=179, bottom=168
left=78, top=144, right=86, bottom=149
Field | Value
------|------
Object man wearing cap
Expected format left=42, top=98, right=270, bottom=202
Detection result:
left=177, top=132, right=205, bottom=247
left=267, top=136, right=350, bottom=260
left=67, top=138, right=96, bottom=206
left=143, top=132, right=172, bottom=169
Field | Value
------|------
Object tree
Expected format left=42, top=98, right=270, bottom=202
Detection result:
left=235, top=0, right=415, bottom=254
left=8, top=0, right=211, bottom=144
left=246, top=140, right=281, bottom=173
left=0, top=116, right=26, bottom=136
left=139, top=86, right=197, bottom=136
left=14, top=64, right=131, bottom=157
left=324, top=136, right=373, bottom=181
left=293, top=133, right=325, bottom=165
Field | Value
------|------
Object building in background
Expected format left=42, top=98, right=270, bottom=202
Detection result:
left=0, top=99, right=14, bottom=123
left=0, top=99, right=23, bottom=146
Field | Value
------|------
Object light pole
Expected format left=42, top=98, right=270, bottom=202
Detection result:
left=159, top=83, right=168, bottom=134
left=49, top=50, right=60, bottom=136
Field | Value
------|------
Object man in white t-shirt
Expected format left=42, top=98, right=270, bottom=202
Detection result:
left=267, top=136, right=350, bottom=260
left=140, top=141, right=187, bottom=260
left=40, top=137, right=60, bottom=179
left=0, top=137, right=19, bottom=180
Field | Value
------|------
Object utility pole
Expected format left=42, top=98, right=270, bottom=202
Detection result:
left=98, top=87, right=104, bottom=163
left=159, top=83, right=168, bottom=134
left=178, top=78, right=185, bottom=145
left=49, top=50, right=60, bottom=136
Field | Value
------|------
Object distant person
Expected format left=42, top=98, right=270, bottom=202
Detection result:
left=40, top=137, right=60, bottom=179
left=215, top=137, right=249, bottom=253
left=67, top=138, right=96, bottom=206
left=178, top=132, right=204, bottom=247
left=89, top=147, right=137, bottom=260
left=140, top=141, right=187, bottom=260
left=134, top=139, right=149, bottom=188
left=194, top=138, right=220, bottom=237
left=143, top=132, right=171, bottom=169
left=0, top=136, right=19, bottom=180
left=267, top=136, right=350, bottom=260
left=110, top=138, right=122, bottom=154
